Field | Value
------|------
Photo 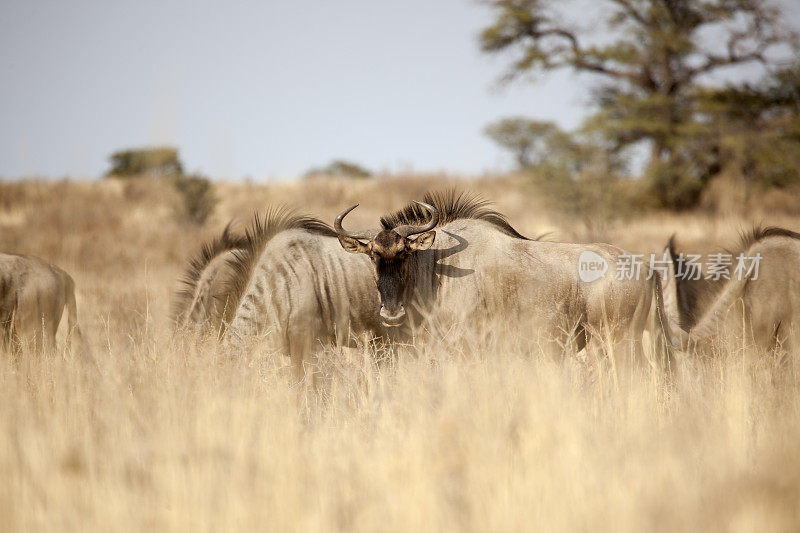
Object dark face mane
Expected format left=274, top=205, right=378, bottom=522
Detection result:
left=359, top=229, right=427, bottom=327
left=372, top=231, right=410, bottom=324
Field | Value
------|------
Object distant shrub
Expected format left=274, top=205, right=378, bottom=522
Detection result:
left=172, top=174, right=216, bottom=225
left=106, top=147, right=183, bottom=178
left=484, top=118, right=570, bottom=168
left=304, top=160, right=371, bottom=180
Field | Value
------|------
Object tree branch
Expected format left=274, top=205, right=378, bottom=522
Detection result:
left=607, top=0, right=648, bottom=28
left=682, top=32, right=770, bottom=84
left=682, top=2, right=795, bottom=85
left=520, top=24, right=640, bottom=82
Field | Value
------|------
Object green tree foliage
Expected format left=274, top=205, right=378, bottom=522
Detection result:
left=698, top=66, right=800, bottom=188
left=485, top=117, right=604, bottom=173
left=485, top=118, right=570, bottom=167
left=106, top=147, right=183, bottom=178
left=304, top=160, right=372, bottom=180
left=480, top=0, right=799, bottom=208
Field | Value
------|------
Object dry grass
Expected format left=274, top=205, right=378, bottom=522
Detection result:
left=0, top=175, right=799, bottom=531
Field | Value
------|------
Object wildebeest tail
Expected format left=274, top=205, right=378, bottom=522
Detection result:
left=651, top=271, right=678, bottom=373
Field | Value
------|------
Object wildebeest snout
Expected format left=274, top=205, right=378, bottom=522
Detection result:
left=380, top=304, right=406, bottom=326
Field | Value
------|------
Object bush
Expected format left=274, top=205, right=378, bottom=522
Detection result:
left=172, top=174, right=217, bottom=225
left=106, top=147, right=183, bottom=178
left=304, top=160, right=371, bottom=180
left=529, top=165, right=633, bottom=241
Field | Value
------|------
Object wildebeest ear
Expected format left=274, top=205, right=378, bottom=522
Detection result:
left=338, top=235, right=370, bottom=254
left=408, top=230, right=435, bottom=251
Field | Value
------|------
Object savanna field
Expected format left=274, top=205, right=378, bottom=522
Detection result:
left=1, top=175, right=800, bottom=531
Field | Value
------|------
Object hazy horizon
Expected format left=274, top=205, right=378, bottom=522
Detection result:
left=2, top=0, right=798, bottom=181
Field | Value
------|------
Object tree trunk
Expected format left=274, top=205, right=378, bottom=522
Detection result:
left=648, top=140, right=665, bottom=171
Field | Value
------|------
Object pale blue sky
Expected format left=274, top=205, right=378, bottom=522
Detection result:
left=1, top=0, right=798, bottom=180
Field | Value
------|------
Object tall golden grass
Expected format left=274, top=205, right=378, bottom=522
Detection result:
left=0, top=176, right=798, bottom=531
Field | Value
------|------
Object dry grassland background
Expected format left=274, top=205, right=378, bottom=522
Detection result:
left=1, top=175, right=799, bottom=531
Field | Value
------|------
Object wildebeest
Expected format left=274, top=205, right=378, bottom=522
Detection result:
left=173, top=224, right=247, bottom=336
left=663, top=227, right=800, bottom=354
left=0, top=253, right=84, bottom=353
left=334, top=191, right=675, bottom=371
left=222, top=208, right=387, bottom=380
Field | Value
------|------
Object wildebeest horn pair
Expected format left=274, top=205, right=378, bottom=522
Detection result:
left=334, top=201, right=439, bottom=239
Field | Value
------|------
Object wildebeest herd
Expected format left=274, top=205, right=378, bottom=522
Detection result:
left=2, top=190, right=799, bottom=379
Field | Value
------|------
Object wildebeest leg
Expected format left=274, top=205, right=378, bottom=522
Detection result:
left=287, top=317, right=324, bottom=388
left=63, top=276, right=87, bottom=356
left=287, top=331, right=311, bottom=385
left=584, top=332, right=618, bottom=389
left=770, top=320, right=799, bottom=378
left=615, top=335, right=644, bottom=380
left=570, top=321, right=587, bottom=353
left=0, top=317, right=17, bottom=354
left=0, top=276, right=13, bottom=353
left=15, top=278, right=64, bottom=353
left=45, top=284, right=66, bottom=353
left=0, top=306, right=15, bottom=355
left=43, top=318, right=59, bottom=353
left=787, top=322, right=800, bottom=381
left=585, top=303, right=629, bottom=382
left=584, top=316, right=642, bottom=386
left=13, top=296, right=41, bottom=352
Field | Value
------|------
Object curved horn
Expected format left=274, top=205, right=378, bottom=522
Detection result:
left=394, top=201, right=439, bottom=238
left=334, top=204, right=380, bottom=240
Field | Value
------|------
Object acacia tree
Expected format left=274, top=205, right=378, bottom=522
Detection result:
left=480, top=0, right=798, bottom=208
